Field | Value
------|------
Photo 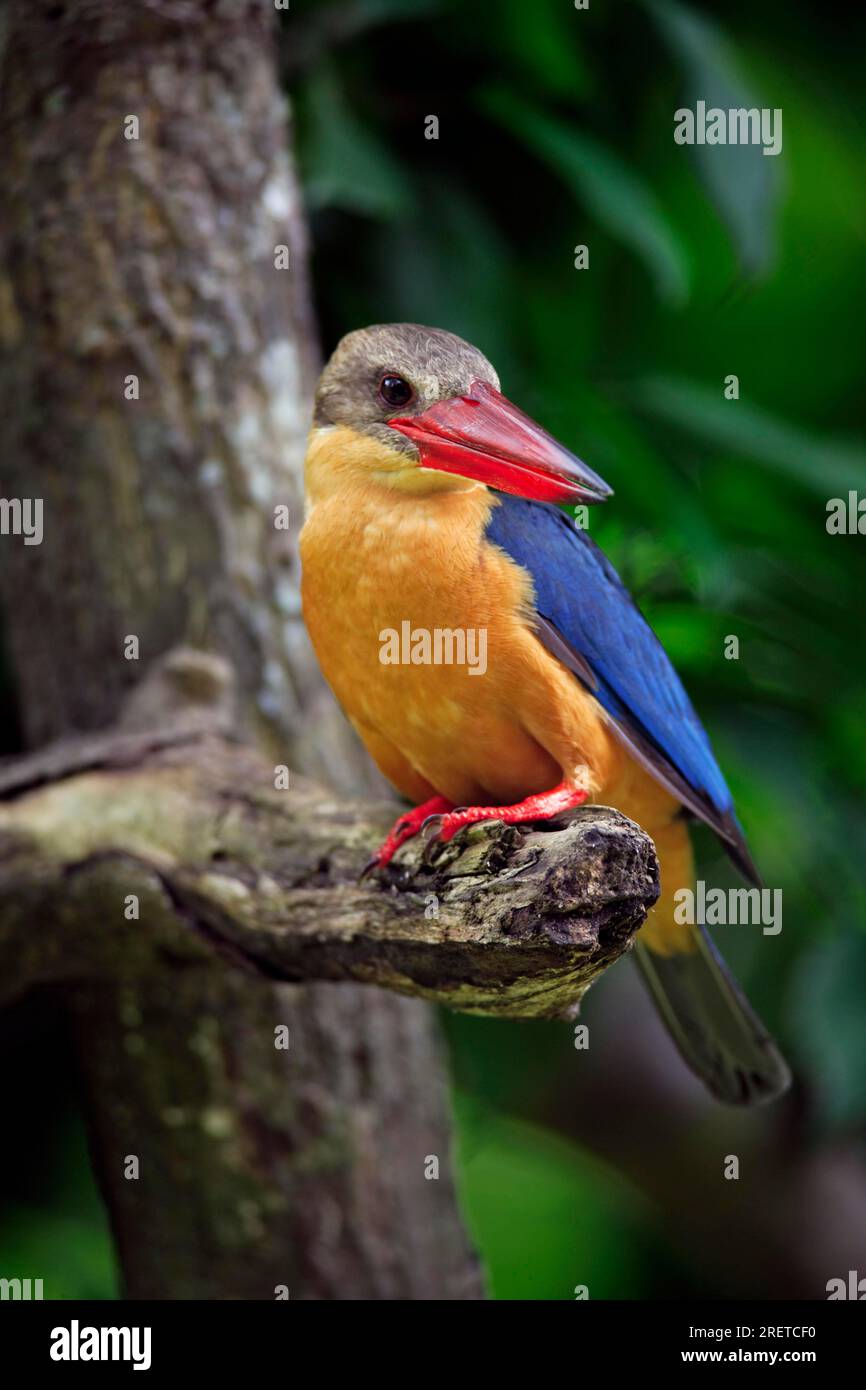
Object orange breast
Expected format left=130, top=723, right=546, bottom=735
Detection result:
left=301, top=443, right=629, bottom=807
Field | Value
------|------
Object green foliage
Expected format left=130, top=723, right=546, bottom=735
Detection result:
left=452, top=1092, right=646, bottom=1300
left=298, top=63, right=412, bottom=218
left=0, top=1208, right=116, bottom=1302
left=0, top=1106, right=117, bottom=1301
left=634, top=374, right=866, bottom=496
left=483, top=87, right=690, bottom=304
left=792, top=932, right=866, bottom=1129
left=646, top=0, right=782, bottom=272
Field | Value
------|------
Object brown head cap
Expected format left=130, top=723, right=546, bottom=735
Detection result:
left=313, top=323, right=500, bottom=456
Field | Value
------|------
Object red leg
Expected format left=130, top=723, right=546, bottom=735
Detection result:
left=362, top=794, right=454, bottom=875
left=423, top=782, right=588, bottom=851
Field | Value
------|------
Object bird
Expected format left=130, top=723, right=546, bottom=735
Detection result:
left=300, top=322, right=790, bottom=1106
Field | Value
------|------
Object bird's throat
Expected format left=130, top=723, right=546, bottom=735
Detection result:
left=304, top=424, right=485, bottom=505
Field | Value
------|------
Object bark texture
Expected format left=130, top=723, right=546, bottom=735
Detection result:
left=0, top=0, right=478, bottom=1299
left=0, top=0, right=339, bottom=771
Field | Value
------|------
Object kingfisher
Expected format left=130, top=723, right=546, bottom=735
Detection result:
left=300, top=323, right=790, bottom=1105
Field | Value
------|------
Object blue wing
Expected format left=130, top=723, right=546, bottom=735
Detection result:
left=485, top=494, right=757, bottom=882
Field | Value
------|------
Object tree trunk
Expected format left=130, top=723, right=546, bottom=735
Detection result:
left=0, top=0, right=482, bottom=1299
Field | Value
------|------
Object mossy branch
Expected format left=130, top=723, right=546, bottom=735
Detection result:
left=0, top=655, right=659, bottom=1020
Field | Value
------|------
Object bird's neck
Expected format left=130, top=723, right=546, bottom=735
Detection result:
left=304, top=424, right=490, bottom=508
left=302, top=426, right=498, bottom=564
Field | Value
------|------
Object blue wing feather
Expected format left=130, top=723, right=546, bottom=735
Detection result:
left=485, top=494, right=756, bottom=877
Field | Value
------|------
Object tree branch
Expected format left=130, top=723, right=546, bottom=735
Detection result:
left=0, top=699, right=659, bottom=1019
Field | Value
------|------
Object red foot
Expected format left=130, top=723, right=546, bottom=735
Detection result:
left=362, top=795, right=453, bottom=875
left=423, top=782, right=589, bottom=856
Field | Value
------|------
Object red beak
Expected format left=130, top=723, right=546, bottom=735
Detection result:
left=388, top=380, right=612, bottom=505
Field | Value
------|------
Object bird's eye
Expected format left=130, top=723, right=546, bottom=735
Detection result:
left=378, top=374, right=414, bottom=409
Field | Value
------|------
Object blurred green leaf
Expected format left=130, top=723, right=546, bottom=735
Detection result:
left=633, top=375, right=866, bottom=496
left=452, top=1094, right=646, bottom=1299
left=367, top=179, right=514, bottom=349
left=646, top=602, right=728, bottom=670
left=792, top=933, right=866, bottom=1128
left=0, top=1208, right=116, bottom=1300
left=645, top=0, right=782, bottom=274
left=297, top=65, right=412, bottom=218
left=492, top=0, right=592, bottom=99
left=481, top=88, right=689, bottom=304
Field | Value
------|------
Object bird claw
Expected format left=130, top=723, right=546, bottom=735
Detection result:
left=421, top=810, right=473, bottom=864
left=420, top=814, right=447, bottom=865
left=361, top=796, right=455, bottom=880
left=359, top=854, right=382, bottom=881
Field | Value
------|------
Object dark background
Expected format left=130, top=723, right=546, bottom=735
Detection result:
left=2, top=0, right=865, bottom=1299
